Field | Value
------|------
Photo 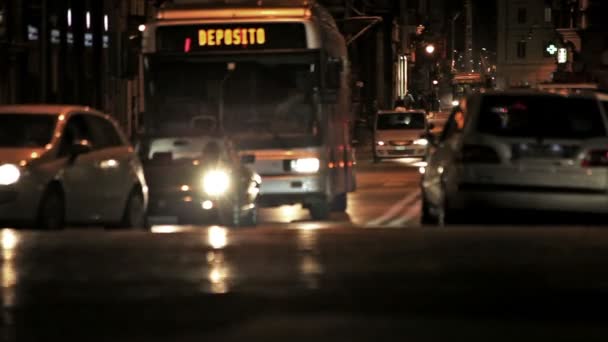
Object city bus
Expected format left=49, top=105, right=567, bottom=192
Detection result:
left=451, top=72, right=485, bottom=106
left=139, top=0, right=355, bottom=220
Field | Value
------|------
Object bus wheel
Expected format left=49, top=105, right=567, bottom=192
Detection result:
left=331, top=193, right=347, bottom=212
left=309, top=201, right=330, bottom=220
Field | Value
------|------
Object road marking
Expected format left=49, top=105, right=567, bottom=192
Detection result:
left=386, top=201, right=421, bottom=227
left=365, top=190, right=420, bottom=227
left=383, top=181, right=406, bottom=187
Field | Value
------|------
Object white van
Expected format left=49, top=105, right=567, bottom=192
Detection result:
left=373, top=109, right=432, bottom=162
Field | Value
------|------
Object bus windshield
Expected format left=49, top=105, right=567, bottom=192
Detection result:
left=144, top=55, right=321, bottom=149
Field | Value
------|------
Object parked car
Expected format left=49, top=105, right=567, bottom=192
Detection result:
left=421, top=91, right=608, bottom=224
left=138, top=133, right=261, bottom=227
left=0, top=105, right=148, bottom=229
left=373, top=109, right=433, bottom=163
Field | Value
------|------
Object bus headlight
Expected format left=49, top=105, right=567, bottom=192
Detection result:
left=202, top=170, right=230, bottom=196
left=413, top=138, right=428, bottom=146
left=291, top=158, right=320, bottom=173
left=0, top=164, right=21, bottom=185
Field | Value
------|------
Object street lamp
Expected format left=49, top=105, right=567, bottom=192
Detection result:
left=425, top=44, right=435, bottom=54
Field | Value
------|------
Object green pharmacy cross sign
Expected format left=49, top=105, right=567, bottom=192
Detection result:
left=546, top=44, right=558, bottom=55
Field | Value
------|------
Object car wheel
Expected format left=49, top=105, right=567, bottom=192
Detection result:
left=37, top=187, right=65, bottom=230
left=437, top=188, right=464, bottom=225
left=120, top=191, right=147, bottom=229
left=309, top=201, right=330, bottom=220
left=421, top=196, right=439, bottom=225
left=331, top=193, right=348, bottom=212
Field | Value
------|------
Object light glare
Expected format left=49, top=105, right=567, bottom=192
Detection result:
left=0, top=164, right=21, bottom=185
left=203, top=170, right=230, bottom=196
left=291, top=158, right=320, bottom=173
left=208, top=226, right=227, bottom=249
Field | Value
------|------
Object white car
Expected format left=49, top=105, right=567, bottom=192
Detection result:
left=421, top=91, right=608, bottom=224
left=0, top=105, right=148, bottom=229
left=373, top=109, right=432, bottom=162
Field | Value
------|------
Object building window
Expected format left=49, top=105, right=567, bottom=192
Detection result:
left=544, top=7, right=552, bottom=22
left=517, top=41, right=527, bottom=59
left=517, top=8, right=527, bottom=24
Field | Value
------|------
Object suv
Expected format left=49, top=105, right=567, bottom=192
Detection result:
left=0, top=105, right=148, bottom=229
left=421, top=91, right=608, bottom=224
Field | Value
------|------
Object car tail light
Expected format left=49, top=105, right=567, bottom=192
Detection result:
left=460, top=144, right=500, bottom=164
left=582, top=150, right=608, bottom=167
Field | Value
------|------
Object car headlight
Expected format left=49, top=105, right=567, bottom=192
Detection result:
left=414, top=138, right=428, bottom=146
left=376, top=141, right=385, bottom=146
left=202, top=170, right=230, bottom=196
left=291, top=158, right=320, bottom=173
left=0, top=164, right=21, bottom=185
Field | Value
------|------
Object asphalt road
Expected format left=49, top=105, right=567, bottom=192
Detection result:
left=3, top=226, right=608, bottom=341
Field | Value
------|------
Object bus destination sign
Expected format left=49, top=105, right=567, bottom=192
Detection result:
left=157, top=23, right=307, bottom=52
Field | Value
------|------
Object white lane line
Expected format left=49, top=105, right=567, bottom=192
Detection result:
left=365, top=190, right=420, bottom=227
left=386, top=201, right=421, bottom=227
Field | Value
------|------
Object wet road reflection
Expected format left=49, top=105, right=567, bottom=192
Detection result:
left=297, top=227, right=323, bottom=290
left=1, top=229, right=18, bottom=340
left=206, top=226, right=230, bottom=294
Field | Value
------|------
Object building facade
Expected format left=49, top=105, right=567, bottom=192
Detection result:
left=496, top=0, right=558, bottom=89
left=0, top=0, right=146, bottom=137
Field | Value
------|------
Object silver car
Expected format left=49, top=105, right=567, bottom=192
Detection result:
left=373, top=109, right=432, bottom=162
left=421, top=91, right=608, bottom=224
left=0, top=105, right=148, bottom=229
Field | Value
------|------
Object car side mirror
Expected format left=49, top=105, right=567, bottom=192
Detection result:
left=321, top=57, right=342, bottom=103
left=240, top=154, right=255, bottom=164
left=70, top=139, right=93, bottom=158
left=324, top=58, right=342, bottom=90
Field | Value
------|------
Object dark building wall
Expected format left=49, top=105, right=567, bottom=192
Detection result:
left=0, top=0, right=110, bottom=108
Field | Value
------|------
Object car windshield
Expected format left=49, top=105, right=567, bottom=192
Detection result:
left=376, top=112, right=426, bottom=130
left=0, top=114, right=57, bottom=148
left=139, top=136, right=229, bottom=165
left=477, top=95, right=606, bottom=139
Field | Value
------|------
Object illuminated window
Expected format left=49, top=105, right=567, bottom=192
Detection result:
left=544, top=7, right=552, bottom=23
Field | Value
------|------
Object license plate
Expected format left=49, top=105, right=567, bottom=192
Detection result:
left=512, top=144, right=575, bottom=159
left=395, top=146, right=406, bottom=151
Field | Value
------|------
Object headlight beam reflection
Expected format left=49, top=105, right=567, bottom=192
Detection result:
left=206, top=226, right=230, bottom=294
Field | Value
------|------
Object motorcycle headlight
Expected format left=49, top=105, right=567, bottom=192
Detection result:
left=414, top=138, right=428, bottom=146
left=290, top=158, right=320, bottom=173
left=202, top=170, right=230, bottom=196
left=0, top=164, right=21, bottom=185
